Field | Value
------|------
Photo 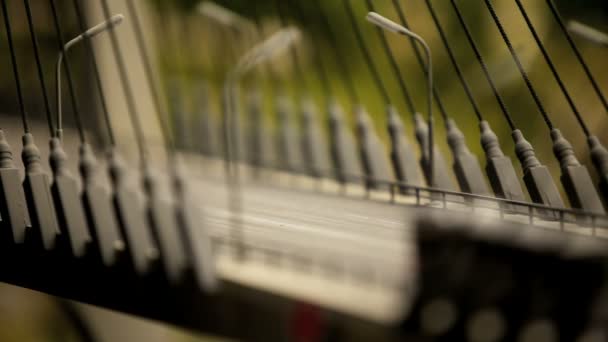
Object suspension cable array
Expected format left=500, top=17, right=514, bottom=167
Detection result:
left=49, top=0, right=85, bottom=142
left=72, top=0, right=115, bottom=146
left=22, top=0, right=54, bottom=136
left=1, top=0, right=28, bottom=133
left=100, top=0, right=148, bottom=166
left=483, top=0, right=604, bottom=213
left=314, top=0, right=394, bottom=188
left=390, top=0, right=449, bottom=122
left=449, top=0, right=516, bottom=131
left=484, top=0, right=554, bottom=130
left=293, top=0, right=364, bottom=184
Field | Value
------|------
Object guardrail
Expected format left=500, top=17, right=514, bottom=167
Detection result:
left=236, top=160, right=608, bottom=232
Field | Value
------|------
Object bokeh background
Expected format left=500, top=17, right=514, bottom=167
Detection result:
left=0, top=0, right=607, bottom=340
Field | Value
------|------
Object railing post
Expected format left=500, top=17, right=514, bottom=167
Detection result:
left=416, top=188, right=420, bottom=206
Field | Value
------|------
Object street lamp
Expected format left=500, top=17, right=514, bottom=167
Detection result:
left=197, top=1, right=254, bottom=33
left=223, top=27, right=300, bottom=169
left=222, top=27, right=299, bottom=259
left=366, top=12, right=435, bottom=187
left=568, top=20, right=608, bottom=47
left=56, top=14, right=124, bottom=139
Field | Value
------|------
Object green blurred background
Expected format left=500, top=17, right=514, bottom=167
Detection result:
left=1, top=0, right=607, bottom=177
left=149, top=0, right=608, bottom=193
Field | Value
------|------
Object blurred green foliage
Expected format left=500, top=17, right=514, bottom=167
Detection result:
left=0, top=0, right=607, bottom=195
left=150, top=0, right=607, bottom=191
